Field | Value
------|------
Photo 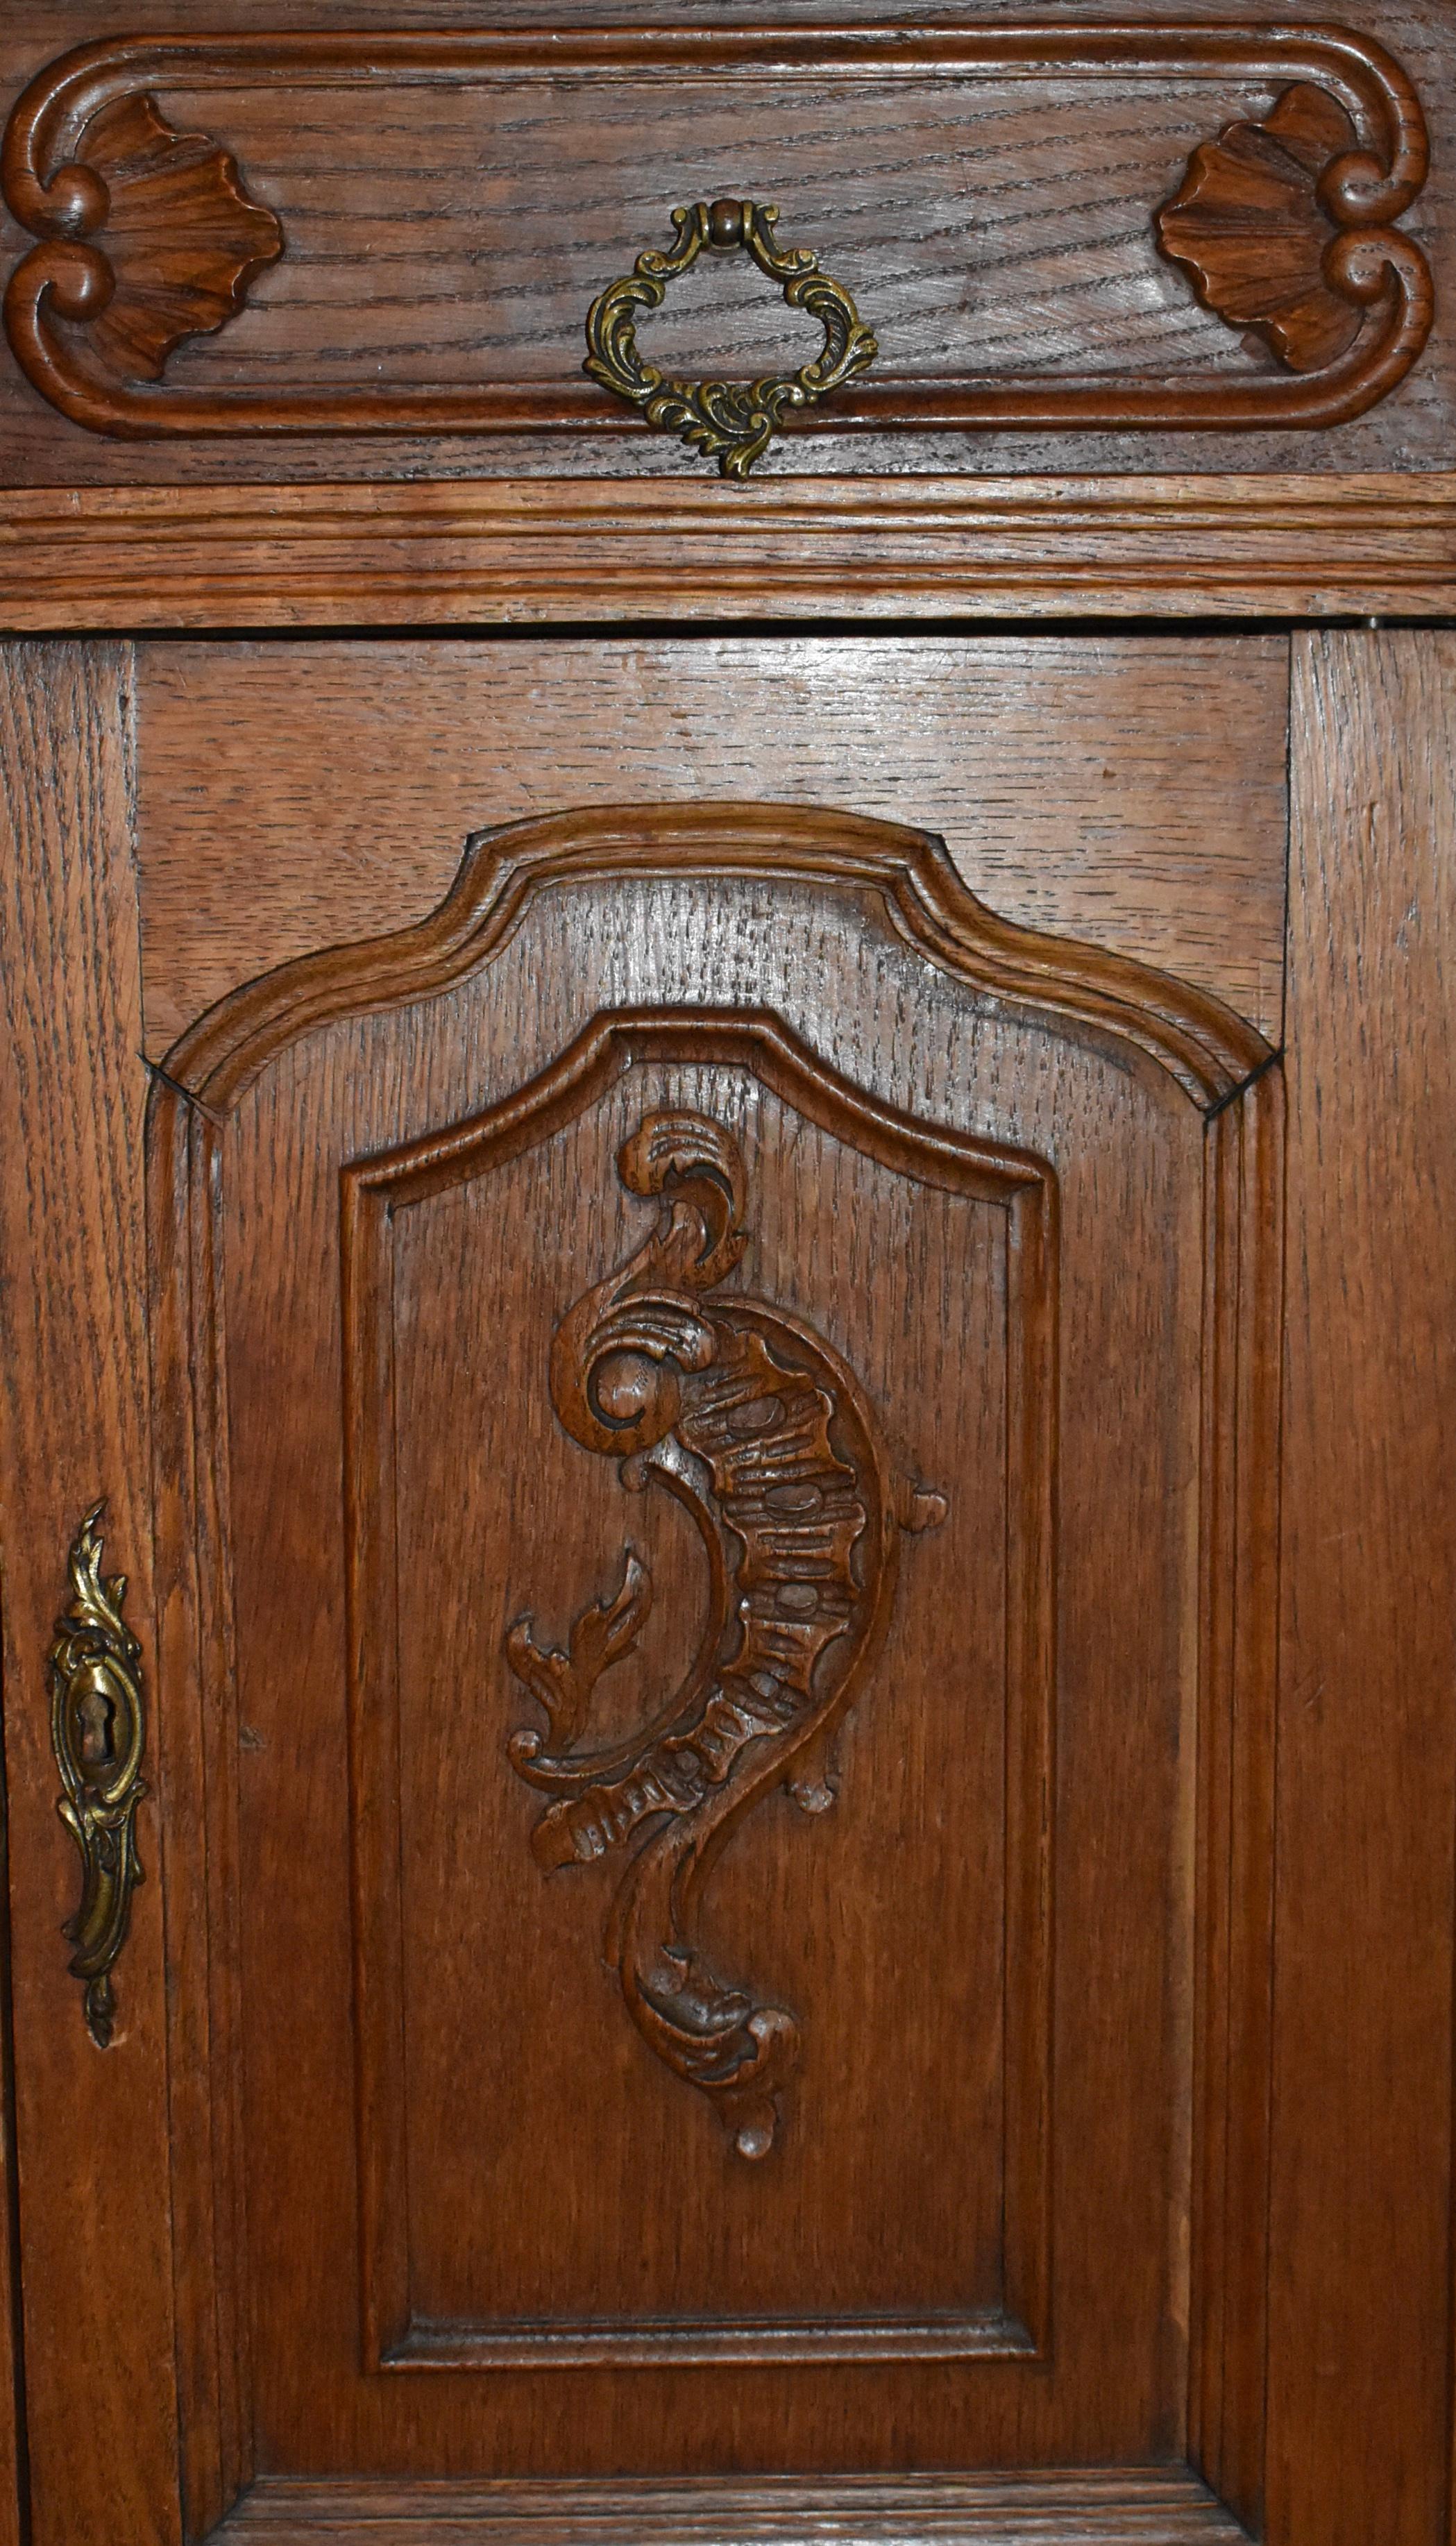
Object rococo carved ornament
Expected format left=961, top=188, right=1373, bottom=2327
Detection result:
left=505, top=1108, right=945, bottom=2157
left=584, top=199, right=877, bottom=478
left=48, top=1501, right=148, bottom=2048
left=0, top=27, right=1432, bottom=447
left=2, top=88, right=282, bottom=426
left=1156, top=81, right=1425, bottom=372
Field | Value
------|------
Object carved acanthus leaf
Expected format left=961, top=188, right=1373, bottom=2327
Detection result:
left=507, top=1549, right=652, bottom=1760
left=68, top=93, right=282, bottom=382
left=1157, top=83, right=1366, bottom=371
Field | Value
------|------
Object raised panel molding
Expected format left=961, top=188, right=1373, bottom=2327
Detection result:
left=146, top=804, right=1277, bottom=2534
left=1, top=25, right=1431, bottom=450
left=160, top=802, right=1267, bottom=1113
left=342, top=1008, right=1055, bottom=2367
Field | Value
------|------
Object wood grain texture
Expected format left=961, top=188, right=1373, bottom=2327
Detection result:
left=0, top=644, right=180, bottom=2545
left=213, top=2468, right=1254, bottom=2541
left=340, top=1004, right=1053, bottom=2363
left=1268, top=632, right=1456, bottom=2546
left=3, top=475, right=1453, bottom=628
left=0, top=1802, right=22, bottom=2546
left=132, top=634, right=1289, bottom=1054
left=147, top=1086, right=251, bottom=2535
left=1188, top=1069, right=1282, bottom=2531
left=0, top=0, right=1453, bottom=484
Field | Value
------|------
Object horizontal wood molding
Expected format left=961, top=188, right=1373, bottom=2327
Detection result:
left=2, top=473, right=1455, bottom=623
left=213, top=2469, right=1253, bottom=2541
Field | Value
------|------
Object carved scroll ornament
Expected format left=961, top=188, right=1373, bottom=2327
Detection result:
left=0, top=26, right=1432, bottom=450
left=49, top=1503, right=148, bottom=2047
left=506, top=1108, right=945, bottom=2157
left=3, top=88, right=282, bottom=425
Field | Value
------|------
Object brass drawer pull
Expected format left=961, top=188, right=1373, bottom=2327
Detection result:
left=49, top=1503, right=147, bottom=2047
left=584, top=198, right=877, bottom=478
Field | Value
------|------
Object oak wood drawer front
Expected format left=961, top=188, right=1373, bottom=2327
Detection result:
left=0, top=2, right=1450, bottom=489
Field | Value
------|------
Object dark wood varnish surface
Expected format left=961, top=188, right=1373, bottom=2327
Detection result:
left=1267, top=633, right=1456, bottom=2546
left=0, top=646, right=182, bottom=2546
left=0, top=35, right=1451, bottom=2506
left=131, top=777, right=1274, bottom=2533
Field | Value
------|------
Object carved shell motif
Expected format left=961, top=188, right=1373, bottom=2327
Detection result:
left=1157, top=83, right=1366, bottom=371
left=69, top=94, right=282, bottom=382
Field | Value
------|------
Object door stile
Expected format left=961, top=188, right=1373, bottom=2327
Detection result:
left=149, top=1080, right=253, bottom=2540
left=1188, top=1065, right=1284, bottom=2531
left=0, top=641, right=183, bottom=2546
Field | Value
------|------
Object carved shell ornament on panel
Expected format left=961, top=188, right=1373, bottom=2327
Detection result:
left=2, top=90, right=283, bottom=402
left=505, top=1108, right=946, bottom=2159
left=1156, top=81, right=1412, bottom=371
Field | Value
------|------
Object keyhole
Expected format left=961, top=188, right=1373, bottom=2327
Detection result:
left=76, top=1685, right=117, bottom=1772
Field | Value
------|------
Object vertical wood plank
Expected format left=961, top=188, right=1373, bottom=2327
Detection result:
left=1190, top=1068, right=1282, bottom=2532
left=1270, top=632, right=1456, bottom=2545
left=0, top=1773, right=26, bottom=2546
left=0, top=645, right=181, bottom=2546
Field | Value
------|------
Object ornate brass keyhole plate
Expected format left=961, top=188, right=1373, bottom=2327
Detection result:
left=49, top=1502, right=147, bottom=2046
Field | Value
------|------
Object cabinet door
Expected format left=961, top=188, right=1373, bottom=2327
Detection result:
left=0, top=634, right=1449, bottom=2546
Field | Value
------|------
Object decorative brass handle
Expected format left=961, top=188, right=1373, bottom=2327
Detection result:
left=584, top=198, right=877, bottom=479
left=49, top=1503, right=147, bottom=2047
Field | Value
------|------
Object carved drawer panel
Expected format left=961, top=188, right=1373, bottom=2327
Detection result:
left=0, top=0, right=1450, bottom=484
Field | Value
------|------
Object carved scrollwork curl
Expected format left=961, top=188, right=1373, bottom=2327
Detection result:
left=506, top=1108, right=945, bottom=2157
left=583, top=199, right=878, bottom=478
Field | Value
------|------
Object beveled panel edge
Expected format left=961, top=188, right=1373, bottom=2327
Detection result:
left=1, top=474, right=1453, bottom=625
left=1187, top=1070, right=1283, bottom=2530
left=158, top=802, right=1272, bottom=1114
left=387, top=2309, right=1037, bottom=2369
left=213, top=2465, right=1255, bottom=2542
left=341, top=1008, right=1057, bottom=2371
left=144, top=830, right=1276, bottom=2522
left=0, top=22, right=1431, bottom=449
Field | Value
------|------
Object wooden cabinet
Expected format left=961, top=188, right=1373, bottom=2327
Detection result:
left=2, top=628, right=1451, bottom=2546
left=1, top=7, right=1454, bottom=2545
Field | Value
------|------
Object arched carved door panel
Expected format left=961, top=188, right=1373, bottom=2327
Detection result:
left=148, top=803, right=1277, bottom=2537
